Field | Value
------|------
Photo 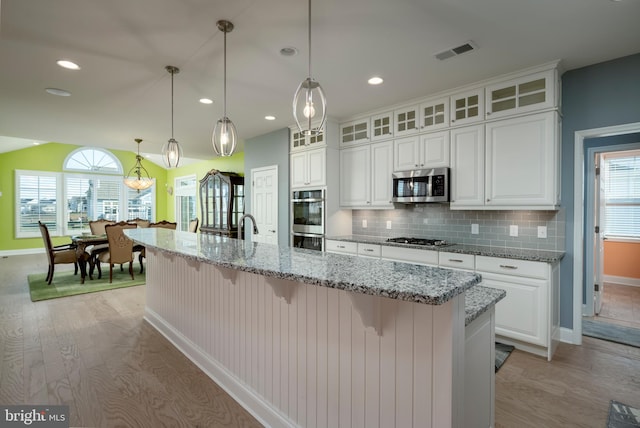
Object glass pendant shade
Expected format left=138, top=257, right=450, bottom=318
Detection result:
left=124, top=139, right=154, bottom=192
left=212, top=117, right=238, bottom=156
left=161, top=137, right=182, bottom=168
left=293, top=77, right=327, bottom=136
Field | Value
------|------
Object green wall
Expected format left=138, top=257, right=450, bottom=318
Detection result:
left=0, top=142, right=245, bottom=253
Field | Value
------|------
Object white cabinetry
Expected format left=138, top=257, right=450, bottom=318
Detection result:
left=325, top=239, right=357, bottom=255
left=438, top=251, right=475, bottom=271
left=340, top=118, right=370, bottom=146
left=419, top=97, right=449, bottom=132
left=290, top=148, right=326, bottom=188
left=485, top=69, right=557, bottom=120
left=381, top=245, right=438, bottom=266
left=394, top=105, right=420, bottom=137
left=340, top=141, right=393, bottom=208
left=464, top=309, right=495, bottom=428
left=370, top=111, right=394, bottom=141
left=476, top=256, right=560, bottom=360
left=290, top=127, right=325, bottom=151
left=394, top=131, right=450, bottom=171
left=450, top=88, right=484, bottom=126
left=450, top=125, right=485, bottom=207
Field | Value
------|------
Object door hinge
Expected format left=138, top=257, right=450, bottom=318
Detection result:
left=594, top=283, right=600, bottom=292
left=595, top=226, right=600, bottom=234
left=595, top=166, right=600, bottom=176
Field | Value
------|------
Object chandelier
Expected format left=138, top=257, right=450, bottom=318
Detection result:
left=124, top=138, right=154, bottom=192
left=161, top=65, right=183, bottom=168
left=212, top=20, right=238, bottom=157
left=292, top=0, right=327, bottom=136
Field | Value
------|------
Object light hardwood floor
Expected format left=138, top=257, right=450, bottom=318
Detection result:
left=593, top=282, right=640, bottom=329
left=2, top=254, right=640, bottom=427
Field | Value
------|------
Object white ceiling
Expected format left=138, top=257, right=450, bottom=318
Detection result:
left=1, top=0, right=639, bottom=161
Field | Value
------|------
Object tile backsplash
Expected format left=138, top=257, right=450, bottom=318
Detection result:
left=351, top=204, right=565, bottom=251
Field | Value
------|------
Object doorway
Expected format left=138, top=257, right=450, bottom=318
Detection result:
left=582, top=141, right=640, bottom=340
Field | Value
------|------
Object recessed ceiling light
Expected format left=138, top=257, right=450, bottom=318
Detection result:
left=265, top=115, right=276, bottom=121
left=368, top=76, right=384, bottom=85
left=280, top=47, right=298, bottom=57
left=45, top=88, right=71, bottom=96
left=199, top=98, right=213, bottom=104
left=57, top=60, right=80, bottom=70
left=33, top=142, right=40, bottom=145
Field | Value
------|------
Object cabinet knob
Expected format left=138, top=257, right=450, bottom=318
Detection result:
left=269, top=230, right=276, bottom=233
left=367, top=201, right=371, bottom=204
left=487, top=112, right=491, bottom=116
left=486, top=198, right=490, bottom=202
left=451, top=119, right=456, bottom=123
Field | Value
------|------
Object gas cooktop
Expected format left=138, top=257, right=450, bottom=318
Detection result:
left=386, top=237, right=452, bottom=247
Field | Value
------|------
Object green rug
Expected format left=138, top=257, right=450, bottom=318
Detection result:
left=28, top=268, right=145, bottom=301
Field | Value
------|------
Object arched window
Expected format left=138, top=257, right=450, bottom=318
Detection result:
left=63, top=147, right=123, bottom=174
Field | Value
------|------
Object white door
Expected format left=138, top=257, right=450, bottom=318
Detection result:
left=251, top=166, right=278, bottom=245
left=594, top=153, right=606, bottom=315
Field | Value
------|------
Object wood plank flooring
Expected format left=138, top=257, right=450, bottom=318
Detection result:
left=594, top=282, right=640, bottom=329
left=2, top=254, right=640, bottom=427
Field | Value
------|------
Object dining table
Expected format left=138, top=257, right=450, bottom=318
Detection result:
left=71, top=234, right=107, bottom=284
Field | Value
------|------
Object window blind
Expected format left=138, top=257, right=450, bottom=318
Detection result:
left=604, top=152, right=640, bottom=238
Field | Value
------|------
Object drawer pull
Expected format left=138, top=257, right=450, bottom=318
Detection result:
left=364, top=248, right=374, bottom=252
left=499, top=264, right=518, bottom=270
left=449, top=259, right=464, bottom=263
left=337, top=245, right=345, bottom=249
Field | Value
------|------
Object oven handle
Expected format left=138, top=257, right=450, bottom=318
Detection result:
left=291, top=232, right=325, bottom=238
left=291, top=198, right=325, bottom=203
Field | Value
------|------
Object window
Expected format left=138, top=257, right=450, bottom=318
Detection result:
left=604, top=150, right=640, bottom=239
left=15, top=148, right=156, bottom=238
left=174, top=175, right=197, bottom=232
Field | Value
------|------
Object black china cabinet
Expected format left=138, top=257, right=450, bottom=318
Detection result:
left=199, top=169, right=244, bottom=237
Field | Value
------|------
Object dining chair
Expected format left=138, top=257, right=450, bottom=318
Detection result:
left=38, top=221, right=79, bottom=285
left=88, top=219, right=116, bottom=235
left=129, top=218, right=151, bottom=228
left=138, top=220, right=178, bottom=273
left=188, top=218, right=199, bottom=233
left=96, top=222, right=137, bottom=283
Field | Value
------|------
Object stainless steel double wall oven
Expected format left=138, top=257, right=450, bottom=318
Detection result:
left=291, top=189, right=325, bottom=251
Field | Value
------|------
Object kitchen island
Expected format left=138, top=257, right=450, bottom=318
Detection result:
left=127, top=228, right=504, bottom=428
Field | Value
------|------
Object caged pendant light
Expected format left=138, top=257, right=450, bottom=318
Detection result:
left=292, top=0, right=327, bottom=136
left=124, top=139, right=154, bottom=192
left=161, top=65, right=183, bottom=168
left=212, top=20, right=238, bottom=157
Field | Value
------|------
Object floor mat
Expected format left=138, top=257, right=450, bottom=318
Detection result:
left=608, top=400, right=640, bottom=427
left=495, top=342, right=514, bottom=372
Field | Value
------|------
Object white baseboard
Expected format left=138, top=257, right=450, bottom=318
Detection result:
left=0, top=248, right=44, bottom=257
left=144, top=308, right=295, bottom=428
left=559, top=327, right=577, bottom=345
left=604, top=275, right=640, bottom=287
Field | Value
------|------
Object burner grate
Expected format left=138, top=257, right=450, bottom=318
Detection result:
left=386, top=237, right=451, bottom=247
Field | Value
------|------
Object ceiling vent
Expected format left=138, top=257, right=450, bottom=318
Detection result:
left=434, top=41, right=477, bottom=61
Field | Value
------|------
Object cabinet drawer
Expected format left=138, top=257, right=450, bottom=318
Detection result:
left=439, top=252, right=475, bottom=270
left=358, top=243, right=381, bottom=258
left=476, top=256, right=548, bottom=280
left=381, top=245, right=438, bottom=266
left=325, top=240, right=357, bottom=255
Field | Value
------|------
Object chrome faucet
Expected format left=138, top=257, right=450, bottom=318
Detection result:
left=239, top=214, right=259, bottom=237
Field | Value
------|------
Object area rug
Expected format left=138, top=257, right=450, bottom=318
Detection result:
left=607, top=400, right=640, bottom=427
left=583, top=319, right=640, bottom=349
left=495, top=342, right=515, bottom=372
left=28, top=269, right=145, bottom=302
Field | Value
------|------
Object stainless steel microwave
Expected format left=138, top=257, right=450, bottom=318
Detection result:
left=392, top=167, right=449, bottom=203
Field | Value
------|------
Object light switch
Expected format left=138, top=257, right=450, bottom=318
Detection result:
left=362, top=219, right=367, bottom=228
left=471, top=224, right=479, bottom=234
left=538, top=226, right=547, bottom=238
left=509, top=225, right=518, bottom=237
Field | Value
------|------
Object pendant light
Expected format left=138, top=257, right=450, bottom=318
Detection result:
left=212, top=20, right=238, bottom=157
left=124, top=139, right=154, bottom=192
left=161, top=65, right=183, bottom=168
left=293, top=0, right=327, bottom=136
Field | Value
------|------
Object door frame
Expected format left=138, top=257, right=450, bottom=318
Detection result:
left=250, top=165, right=278, bottom=244
left=572, top=121, right=640, bottom=344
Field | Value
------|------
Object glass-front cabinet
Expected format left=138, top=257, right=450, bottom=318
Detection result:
left=199, top=169, right=244, bottom=237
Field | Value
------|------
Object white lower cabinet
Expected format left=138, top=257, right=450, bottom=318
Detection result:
left=381, top=245, right=438, bottom=266
left=464, top=309, right=495, bottom=428
left=325, top=239, right=357, bottom=255
left=476, top=255, right=560, bottom=360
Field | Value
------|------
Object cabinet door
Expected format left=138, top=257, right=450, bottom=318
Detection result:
left=340, top=118, right=370, bottom=146
left=307, top=148, right=326, bottom=187
left=370, top=141, right=394, bottom=207
left=340, top=145, right=371, bottom=207
left=485, top=112, right=556, bottom=206
left=480, top=272, right=548, bottom=346
left=485, top=70, right=555, bottom=119
left=290, top=129, right=306, bottom=151
left=450, top=88, right=484, bottom=126
left=370, top=111, right=394, bottom=141
left=394, top=105, right=420, bottom=137
left=290, top=151, right=308, bottom=188
left=450, top=125, right=485, bottom=207
left=421, top=130, right=450, bottom=168
left=419, top=97, right=449, bottom=131
left=393, top=136, right=420, bottom=171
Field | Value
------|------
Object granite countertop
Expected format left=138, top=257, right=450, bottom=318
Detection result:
left=326, top=235, right=565, bottom=264
left=127, top=228, right=482, bottom=306
left=465, top=286, right=506, bottom=326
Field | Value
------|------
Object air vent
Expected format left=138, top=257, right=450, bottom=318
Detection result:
left=434, top=41, right=477, bottom=61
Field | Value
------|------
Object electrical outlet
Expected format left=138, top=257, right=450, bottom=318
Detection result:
left=471, top=224, right=479, bottom=234
left=423, top=218, right=429, bottom=225
left=538, top=226, right=547, bottom=238
left=362, top=219, right=367, bottom=228
left=386, top=220, right=392, bottom=229
left=509, top=225, right=518, bottom=237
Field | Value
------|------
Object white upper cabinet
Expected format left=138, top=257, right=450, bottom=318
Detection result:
left=340, top=118, right=370, bottom=146
left=419, top=97, right=449, bottom=131
left=370, top=111, right=394, bottom=141
left=450, top=88, right=484, bottom=127
left=394, top=105, right=420, bottom=137
left=291, top=148, right=326, bottom=188
left=340, top=141, right=393, bottom=208
left=394, top=131, right=450, bottom=171
left=290, top=126, right=325, bottom=152
left=450, top=125, right=485, bottom=207
left=485, top=70, right=556, bottom=119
